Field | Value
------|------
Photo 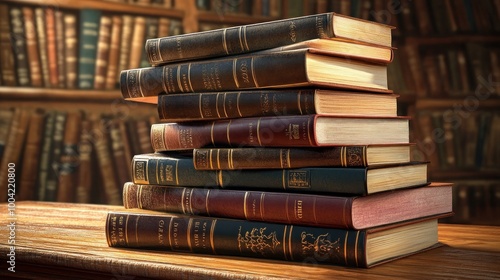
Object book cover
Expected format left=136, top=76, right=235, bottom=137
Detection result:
left=78, top=9, right=101, bottom=89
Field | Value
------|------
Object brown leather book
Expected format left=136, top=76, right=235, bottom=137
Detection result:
left=10, top=7, right=30, bottom=86
left=0, top=109, right=30, bottom=202
left=192, top=145, right=412, bottom=170
left=109, top=118, right=132, bottom=188
left=106, top=210, right=445, bottom=268
left=35, top=7, right=50, bottom=87
left=128, top=16, right=146, bottom=69
left=0, top=4, right=16, bottom=86
left=122, top=182, right=452, bottom=230
left=75, top=118, right=93, bottom=203
left=45, top=7, right=59, bottom=87
left=105, top=15, right=122, bottom=89
left=117, top=15, right=134, bottom=85
left=57, top=111, right=82, bottom=202
left=145, top=12, right=393, bottom=65
left=150, top=115, right=409, bottom=151
left=121, top=49, right=390, bottom=103
left=55, top=10, right=66, bottom=88
left=157, top=89, right=398, bottom=122
left=63, top=12, right=78, bottom=89
left=94, top=15, right=113, bottom=90
left=19, top=109, right=46, bottom=201
left=23, top=6, right=43, bottom=87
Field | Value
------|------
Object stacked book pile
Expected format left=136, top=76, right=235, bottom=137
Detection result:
left=107, top=13, right=453, bottom=268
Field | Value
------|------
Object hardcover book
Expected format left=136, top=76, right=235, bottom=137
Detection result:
left=120, top=49, right=390, bottom=103
left=192, top=145, right=411, bottom=170
left=156, top=89, right=399, bottom=121
left=145, top=12, right=393, bottom=65
left=122, top=182, right=453, bottom=230
left=131, top=153, right=428, bottom=196
left=150, top=115, right=409, bottom=151
left=106, top=210, right=442, bottom=268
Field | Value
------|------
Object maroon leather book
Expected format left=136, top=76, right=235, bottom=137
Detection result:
left=150, top=114, right=409, bottom=151
left=123, top=182, right=452, bottom=230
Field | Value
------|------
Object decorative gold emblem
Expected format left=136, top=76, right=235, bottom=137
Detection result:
left=238, top=227, right=280, bottom=256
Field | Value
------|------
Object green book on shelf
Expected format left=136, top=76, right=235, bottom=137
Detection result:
left=78, top=9, right=101, bottom=89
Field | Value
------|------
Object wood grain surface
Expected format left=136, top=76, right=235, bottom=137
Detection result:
left=0, top=201, right=499, bottom=279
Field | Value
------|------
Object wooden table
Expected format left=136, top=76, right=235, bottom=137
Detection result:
left=1, top=201, right=499, bottom=279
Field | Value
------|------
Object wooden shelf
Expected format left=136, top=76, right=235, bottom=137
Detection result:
left=0, top=86, right=124, bottom=102
left=197, top=11, right=279, bottom=25
left=7, top=0, right=184, bottom=17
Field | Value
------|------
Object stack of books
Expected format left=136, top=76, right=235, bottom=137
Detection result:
left=108, top=13, right=453, bottom=268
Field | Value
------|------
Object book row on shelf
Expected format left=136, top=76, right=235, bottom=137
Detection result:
left=0, top=107, right=156, bottom=204
left=0, top=3, right=182, bottom=89
left=388, top=43, right=500, bottom=97
left=444, top=180, right=500, bottom=226
left=102, top=12, right=457, bottom=269
left=196, top=0, right=282, bottom=18
left=115, top=0, right=174, bottom=8
left=412, top=110, right=500, bottom=172
left=308, top=0, right=500, bottom=36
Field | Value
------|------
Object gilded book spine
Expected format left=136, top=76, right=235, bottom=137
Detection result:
left=23, top=7, right=43, bottom=87
left=123, top=183, right=354, bottom=229
left=158, top=89, right=316, bottom=122
left=10, top=7, right=30, bottom=86
left=0, top=4, right=16, bottom=86
left=132, top=153, right=369, bottom=195
left=93, top=15, right=112, bottom=89
left=146, top=13, right=332, bottom=65
left=106, top=211, right=367, bottom=267
left=45, top=8, right=59, bottom=88
left=150, top=115, right=317, bottom=151
left=193, top=146, right=368, bottom=170
left=120, top=50, right=309, bottom=99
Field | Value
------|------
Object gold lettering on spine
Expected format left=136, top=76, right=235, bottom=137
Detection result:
left=222, top=29, right=229, bottom=54
left=243, top=192, right=249, bottom=219
left=243, top=26, right=249, bottom=51
left=233, top=59, right=240, bottom=88
left=176, top=65, right=184, bottom=92
left=237, top=92, right=243, bottom=117
left=210, top=220, right=217, bottom=254
left=288, top=225, right=294, bottom=261
left=344, top=232, right=349, bottom=265
left=251, top=57, right=259, bottom=87
left=238, top=27, right=244, bottom=52
left=257, top=118, right=262, bottom=146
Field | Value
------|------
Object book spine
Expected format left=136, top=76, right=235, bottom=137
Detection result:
left=45, top=8, right=59, bottom=88
left=57, top=111, right=82, bottom=202
left=19, top=109, right=45, bottom=200
left=94, top=15, right=112, bottom=89
left=45, top=112, right=67, bottom=202
left=22, top=7, right=43, bottom=87
left=123, top=183, right=355, bottom=228
left=146, top=12, right=332, bottom=65
left=117, top=15, right=133, bottom=86
left=64, top=13, right=78, bottom=89
left=55, top=10, right=66, bottom=88
left=0, top=4, right=16, bottom=86
left=10, top=7, right=30, bottom=86
left=105, top=15, right=122, bottom=89
left=132, top=154, right=368, bottom=195
left=106, top=211, right=367, bottom=267
left=75, top=119, right=93, bottom=203
left=78, top=9, right=101, bottom=89
left=193, top=146, right=368, bottom=170
left=35, top=8, right=50, bottom=87
left=128, top=16, right=146, bottom=69
left=37, top=111, right=56, bottom=201
left=120, top=49, right=309, bottom=99
left=158, top=89, right=316, bottom=122
left=109, top=119, right=131, bottom=187
left=0, top=109, right=14, bottom=160
left=150, top=115, right=317, bottom=151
